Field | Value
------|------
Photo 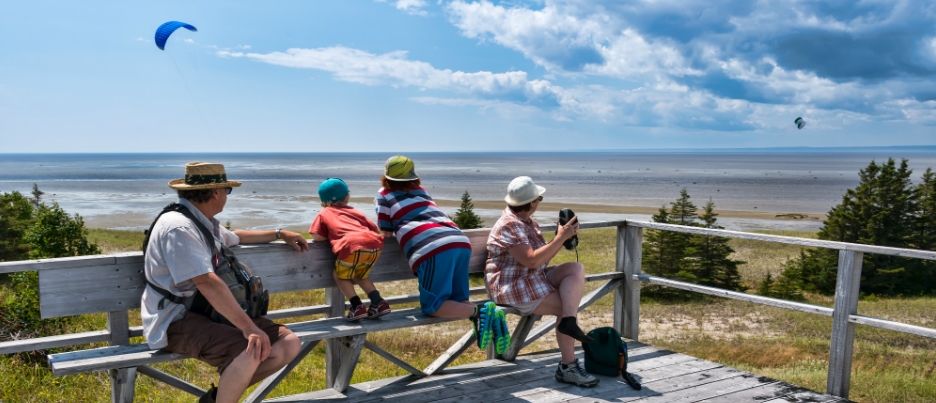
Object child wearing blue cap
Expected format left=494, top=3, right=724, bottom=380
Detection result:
left=310, top=178, right=389, bottom=321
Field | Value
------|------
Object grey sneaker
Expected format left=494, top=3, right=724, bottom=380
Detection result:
left=555, top=359, right=600, bottom=387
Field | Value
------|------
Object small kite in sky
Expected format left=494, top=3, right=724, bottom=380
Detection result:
left=154, top=21, right=197, bottom=50
left=794, top=117, right=806, bottom=130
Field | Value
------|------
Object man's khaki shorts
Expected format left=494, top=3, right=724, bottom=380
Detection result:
left=164, top=311, right=291, bottom=375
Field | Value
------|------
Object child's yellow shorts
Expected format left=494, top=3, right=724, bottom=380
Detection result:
left=335, top=248, right=382, bottom=280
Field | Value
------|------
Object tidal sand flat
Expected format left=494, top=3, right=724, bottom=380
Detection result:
left=2, top=149, right=935, bottom=232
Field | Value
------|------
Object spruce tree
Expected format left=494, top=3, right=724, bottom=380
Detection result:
left=451, top=191, right=484, bottom=229
left=693, top=200, right=745, bottom=291
left=780, top=158, right=927, bottom=295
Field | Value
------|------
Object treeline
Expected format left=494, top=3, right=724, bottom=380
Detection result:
left=641, top=189, right=745, bottom=297
left=0, top=186, right=100, bottom=338
left=765, top=158, right=936, bottom=298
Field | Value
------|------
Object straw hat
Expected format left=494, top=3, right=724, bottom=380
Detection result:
left=168, top=162, right=242, bottom=190
left=505, top=176, right=545, bottom=206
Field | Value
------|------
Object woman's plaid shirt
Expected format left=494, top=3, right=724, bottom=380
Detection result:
left=485, top=208, right=556, bottom=305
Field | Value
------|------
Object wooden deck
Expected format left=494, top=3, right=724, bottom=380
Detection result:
left=269, top=341, right=853, bottom=403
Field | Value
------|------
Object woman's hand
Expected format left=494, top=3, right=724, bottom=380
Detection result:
left=556, top=215, right=579, bottom=241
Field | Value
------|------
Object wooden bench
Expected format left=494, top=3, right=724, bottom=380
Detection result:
left=0, top=223, right=626, bottom=403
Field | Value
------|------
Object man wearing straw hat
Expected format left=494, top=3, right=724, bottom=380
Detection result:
left=142, top=162, right=307, bottom=403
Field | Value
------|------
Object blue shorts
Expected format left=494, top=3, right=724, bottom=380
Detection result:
left=415, top=248, right=471, bottom=315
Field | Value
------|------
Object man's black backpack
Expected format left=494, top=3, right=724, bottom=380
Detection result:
left=582, top=327, right=641, bottom=390
left=142, top=203, right=269, bottom=326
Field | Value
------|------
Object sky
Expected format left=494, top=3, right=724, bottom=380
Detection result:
left=1, top=0, right=935, bottom=152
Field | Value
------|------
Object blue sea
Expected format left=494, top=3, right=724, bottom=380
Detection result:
left=2, top=150, right=936, bottom=232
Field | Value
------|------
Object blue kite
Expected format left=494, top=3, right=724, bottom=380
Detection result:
left=154, top=21, right=197, bottom=50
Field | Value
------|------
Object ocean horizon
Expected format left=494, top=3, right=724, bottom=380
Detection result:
left=3, top=149, right=936, bottom=232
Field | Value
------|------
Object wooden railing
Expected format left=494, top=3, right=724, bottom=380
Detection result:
left=1, top=219, right=934, bottom=400
left=616, top=221, right=936, bottom=399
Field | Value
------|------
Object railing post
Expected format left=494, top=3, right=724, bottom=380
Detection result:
left=106, top=310, right=135, bottom=403
left=615, top=224, right=642, bottom=341
left=325, top=287, right=345, bottom=389
left=827, top=250, right=863, bottom=398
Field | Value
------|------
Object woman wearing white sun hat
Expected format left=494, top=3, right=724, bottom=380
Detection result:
left=484, top=176, right=599, bottom=387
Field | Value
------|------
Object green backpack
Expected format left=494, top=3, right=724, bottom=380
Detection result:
left=582, top=327, right=642, bottom=390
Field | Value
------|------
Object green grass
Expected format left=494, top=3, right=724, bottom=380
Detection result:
left=2, top=226, right=935, bottom=402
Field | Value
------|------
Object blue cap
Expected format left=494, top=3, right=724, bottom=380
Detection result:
left=318, top=178, right=349, bottom=203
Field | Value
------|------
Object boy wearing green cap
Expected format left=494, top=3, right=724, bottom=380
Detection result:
left=310, top=178, right=390, bottom=321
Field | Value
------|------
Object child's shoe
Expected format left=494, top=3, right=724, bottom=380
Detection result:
left=473, top=301, right=497, bottom=350
left=346, top=304, right=368, bottom=321
left=492, top=306, right=510, bottom=355
left=367, top=300, right=391, bottom=319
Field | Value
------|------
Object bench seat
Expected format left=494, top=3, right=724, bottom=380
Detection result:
left=50, top=305, right=520, bottom=377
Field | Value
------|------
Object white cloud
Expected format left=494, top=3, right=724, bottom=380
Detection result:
left=183, top=38, right=195, bottom=44
left=376, top=0, right=430, bottom=16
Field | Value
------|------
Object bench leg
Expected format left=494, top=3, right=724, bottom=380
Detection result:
left=109, top=367, right=136, bottom=403
left=332, top=335, right=366, bottom=393
left=243, top=340, right=321, bottom=403
left=424, top=329, right=475, bottom=376
left=501, top=314, right=540, bottom=362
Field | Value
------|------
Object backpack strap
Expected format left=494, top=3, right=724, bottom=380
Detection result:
left=142, top=203, right=220, bottom=310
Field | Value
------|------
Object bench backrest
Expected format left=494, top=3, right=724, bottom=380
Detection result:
left=36, top=228, right=492, bottom=319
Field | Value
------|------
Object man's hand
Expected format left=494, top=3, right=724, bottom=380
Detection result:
left=279, top=230, right=310, bottom=252
left=242, top=324, right=271, bottom=361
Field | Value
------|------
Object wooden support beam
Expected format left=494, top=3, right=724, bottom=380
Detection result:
left=424, top=329, right=476, bottom=376
left=332, top=335, right=366, bottom=393
left=618, top=225, right=642, bottom=341
left=136, top=365, right=206, bottom=397
left=827, top=250, right=863, bottom=399
left=324, top=287, right=345, bottom=389
left=106, top=310, right=134, bottom=403
left=243, top=340, right=321, bottom=403
left=501, top=314, right=540, bottom=362
left=363, top=340, right=426, bottom=377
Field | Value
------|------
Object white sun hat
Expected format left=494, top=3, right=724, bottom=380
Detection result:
left=505, top=176, right=546, bottom=206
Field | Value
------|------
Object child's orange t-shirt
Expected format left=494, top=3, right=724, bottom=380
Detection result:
left=309, top=205, right=384, bottom=259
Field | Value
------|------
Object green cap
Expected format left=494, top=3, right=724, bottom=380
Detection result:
left=384, top=155, right=418, bottom=181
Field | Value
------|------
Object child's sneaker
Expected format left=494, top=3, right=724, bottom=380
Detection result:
left=473, top=301, right=496, bottom=350
left=346, top=304, right=367, bottom=321
left=367, top=300, right=391, bottom=319
left=555, top=358, right=600, bottom=387
left=492, top=307, right=510, bottom=355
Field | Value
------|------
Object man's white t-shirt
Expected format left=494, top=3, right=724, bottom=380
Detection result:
left=141, top=198, right=239, bottom=349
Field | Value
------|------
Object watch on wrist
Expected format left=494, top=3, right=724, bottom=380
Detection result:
left=275, top=228, right=281, bottom=240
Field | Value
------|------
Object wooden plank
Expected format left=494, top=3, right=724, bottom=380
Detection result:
left=636, top=274, right=835, bottom=316
left=628, top=221, right=936, bottom=261
left=827, top=250, right=862, bottom=399
left=136, top=365, right=206, bottom=397
left=424, top=329, right=476, bottom=376
left=0, top=254, right=118, bottom=274
left=243, top=340, right=320, bottom=403
left=363, top=340, right=426, bottom=377
left=619, top=225, right=641, bottom=340
left=332, top=335, right=367, bottom=393
left=49, top=344, right=185, bottom=376
left=0, top=330, right=110, bottom=355
left=521, top=279, right=621, bottom=349
left=501, top=314, right=540, bottom=362
left=39, top=262, right=148, bottom=318
left=696, top=381, right=811, bottom=402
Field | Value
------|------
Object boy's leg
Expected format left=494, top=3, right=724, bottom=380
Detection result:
left=333, top=271, right=359, bottom=300
left=416, top=249, right=475, bottom=319
left=354, top=277, right=378, bottom=294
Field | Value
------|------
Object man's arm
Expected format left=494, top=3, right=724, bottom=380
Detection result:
left=192, top=272, right=271, bottom=361
left=234, top=229, right=309, bottom=252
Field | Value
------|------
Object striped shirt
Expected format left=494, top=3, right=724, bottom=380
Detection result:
left=376, top=186, right=471, bottom=271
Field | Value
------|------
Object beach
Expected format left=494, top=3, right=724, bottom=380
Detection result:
left=2, top=150, right=935, bottom=232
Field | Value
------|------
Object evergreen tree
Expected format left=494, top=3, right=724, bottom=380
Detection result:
left=451, top=191, right=484, bottom=229
left=0, top=191, right=35, bottom=262
left=692, top=200, right=745, bottom=291
left=780, top=158, right=929, bottom=295
left=30, top=183, right=44, bottom=208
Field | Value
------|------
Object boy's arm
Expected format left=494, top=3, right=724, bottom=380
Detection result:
left=311, top=233, right=328, bottom=242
